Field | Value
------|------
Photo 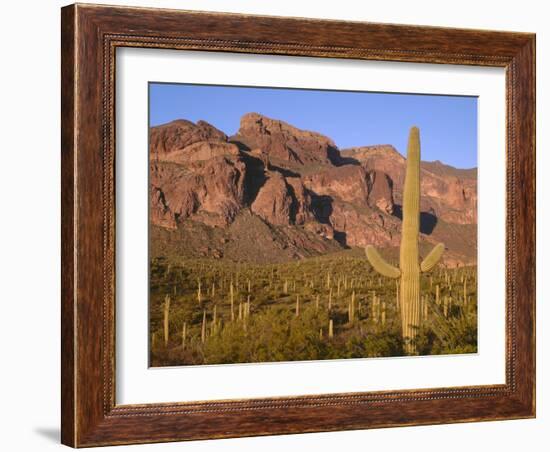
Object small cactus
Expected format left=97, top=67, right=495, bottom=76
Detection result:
left=163, top=295, right=170, bottom=346
left=230, top=282, right=235, bottom=321
left=395, top=280, right=400, bottom=310
left=182, top=322, right=187, bottom=350
left=348, top=291, right=356, bottom=324
left=197, top=279, right=202, bottom=304
left=201, top=310, right=207, bottom=343
left=421, top=296, right=428, bottom=321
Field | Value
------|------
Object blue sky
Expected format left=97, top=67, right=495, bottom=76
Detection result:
left=149, top=83, right=477, bottom=169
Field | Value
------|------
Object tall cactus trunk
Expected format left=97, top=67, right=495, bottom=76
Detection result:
left=400, top=126, right=421, bottom=354
left=365, top=127, right=445, bottom=356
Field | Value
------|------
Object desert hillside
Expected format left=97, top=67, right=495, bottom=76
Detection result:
left=150, top=113, right=477, bottom=266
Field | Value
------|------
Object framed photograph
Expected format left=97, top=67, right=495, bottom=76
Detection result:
left=61, top=3, right=535, bottom=447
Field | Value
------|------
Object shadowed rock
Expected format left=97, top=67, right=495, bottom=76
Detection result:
left=149, top=114, right=477, bottom=266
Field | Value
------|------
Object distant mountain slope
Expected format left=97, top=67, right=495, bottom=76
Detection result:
left=149, top=113, right=477, bottom=266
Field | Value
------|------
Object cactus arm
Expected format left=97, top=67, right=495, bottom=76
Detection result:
left=420, top=243, right=445, bottom=272
left=365, top=246, right=401, bottom=279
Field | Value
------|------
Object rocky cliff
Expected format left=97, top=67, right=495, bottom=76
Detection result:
left=149, top=114, right=477, bottom=266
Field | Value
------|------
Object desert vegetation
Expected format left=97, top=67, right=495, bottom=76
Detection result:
left=149, top=250, right=477, bottom=366
left=148, top=114, right=478, bottom=366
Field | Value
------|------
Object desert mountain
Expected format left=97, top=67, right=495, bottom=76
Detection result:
left=150, top=113, right=477, bottom=266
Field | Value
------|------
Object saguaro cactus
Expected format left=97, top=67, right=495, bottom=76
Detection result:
left=366, top=127, right=445, bottom=354
left=181, top=322, right=187, bottom=350
left=201, top=310, right=207, bottom=343
left=163, top=295, right=170, bottom=346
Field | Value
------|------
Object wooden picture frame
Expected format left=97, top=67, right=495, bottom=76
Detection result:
left=61, top=3, right=535, bottom=447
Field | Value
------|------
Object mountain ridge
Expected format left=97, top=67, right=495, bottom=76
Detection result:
left=149, top=113, right=477, bottom=266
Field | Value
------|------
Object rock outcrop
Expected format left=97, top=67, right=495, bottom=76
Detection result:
left=232, top=112, right=339, bottom=166
left=304, top=165, right=370, bottom=205
left=285, top=177, right=315, bottom=225
left=342, top=145, right=477, bottom=225
left=149, top=114, right=478, bottom=265
left=250, top=171, right=293, bottom=226
left=368, top=171, right=394, bottom=214
left=150, top=153, right=247, bottom=228
left=150, top=119, right=227, bottom=160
